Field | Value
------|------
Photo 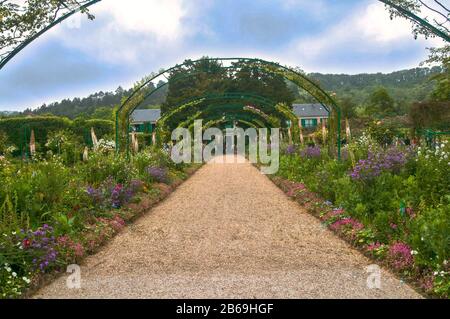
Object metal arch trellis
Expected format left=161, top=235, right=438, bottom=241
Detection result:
left=143, top=93, right=290, bottom=150
left=0, top=0, right=448, bottom=71
left=117, top=57, right=336, bottom=156
left=0, top=0, right=447, bottom=156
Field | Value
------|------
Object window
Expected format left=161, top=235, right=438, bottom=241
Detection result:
left=304, top=119, right=316, bottom=128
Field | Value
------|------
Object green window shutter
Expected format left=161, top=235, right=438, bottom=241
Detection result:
left=312, top=119, right=318, bottom=126
left=301, top=119, right=306, bottom=127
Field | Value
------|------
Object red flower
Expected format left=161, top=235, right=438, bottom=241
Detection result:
left=22, top=239, right=31, bottom=249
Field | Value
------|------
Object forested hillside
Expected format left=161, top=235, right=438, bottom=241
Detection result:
left=27, top=83, right=168, bottom=119
left=308, top=66, right=442, bottom=105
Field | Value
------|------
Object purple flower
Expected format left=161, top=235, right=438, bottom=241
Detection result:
left=285, top=144, right=296, bottom=155
left=22, top=225, right=58, bottom=272
left=146, top=166, right=168, bottom=183
left=300, top=146, right=321, bottom=159
left=349, top=146, right=413, bottom=181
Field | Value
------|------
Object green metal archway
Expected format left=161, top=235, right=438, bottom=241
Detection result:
left=117, top=57, right=338, bottom=156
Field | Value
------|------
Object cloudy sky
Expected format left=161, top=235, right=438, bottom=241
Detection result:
left=0, top=0, right=444, bottom=111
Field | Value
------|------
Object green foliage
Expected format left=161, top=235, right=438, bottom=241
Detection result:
left=0, top=116, right=114, bottom=156
left=430, top=61, right=450, bottom=102
left=409, top=101, right=450, bottom=131
left=0, top=142, right=194, bottom=298
left=162, top=58, right=295, bottom=117
left=80, top=152, right=132, bottom=185
left=276, top=134, right=449, bottom=296
left=0, top=116, right=72, bottom=152
left=366, top=87, right=396, bottom=117
left=366, top=120, right=401, bottom=145
left=72, top=118, right=114, bottom=141
left=409, top=200, right=450, bottom=268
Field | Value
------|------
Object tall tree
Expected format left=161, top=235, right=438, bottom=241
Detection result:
left=163, top=58, right=295, bottom=114
left=366, top=87, right=396, bottom=117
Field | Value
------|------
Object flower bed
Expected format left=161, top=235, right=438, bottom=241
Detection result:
left=273, top=138, right=449, bottom=298
left=0, top=147, right=201, bottom=299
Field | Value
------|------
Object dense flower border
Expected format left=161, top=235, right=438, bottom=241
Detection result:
left=4, top=165, right=201, bottom=299
left=269, top=175, right=443, bottom=299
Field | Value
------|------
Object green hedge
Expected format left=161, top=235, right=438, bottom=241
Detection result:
left=72, top=119, right=115, bottom=144
left=0, top=116, right=114, bottom=151
left=0, top=116, right=72, bottom=149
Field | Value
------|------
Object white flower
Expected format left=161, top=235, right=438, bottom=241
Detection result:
left=5, top=267, right=11, bottom=272
left=411, top=250, right=418, bottom=255
left=22, top=277, right=31, bottom=284
left=12, top=272, right=17, bottom=277
left=434, top=271, right=439, bottom=276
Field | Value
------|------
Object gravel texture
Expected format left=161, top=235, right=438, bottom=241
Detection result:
left=34, top=156, right=422, bottom=299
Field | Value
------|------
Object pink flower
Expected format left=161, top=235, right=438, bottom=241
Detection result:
left=388, top=242, right=414, bottom=271
left=330, top=218, right=364, bottom=231
left=286, top=183, right=306, bottom=197
left=73, top=243, right=84, bottom=257
left=390, top=223, right=398, bottom=230
left=367, top=242, right=383, bottom=252
left=406, top=207, right=416, bottom=219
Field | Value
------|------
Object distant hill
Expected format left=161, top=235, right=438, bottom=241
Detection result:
left=24, top=66, right=442, bottom=119
left=27, top=84, right=168, bottom=119
left=308, top=66, right=442, bottom=104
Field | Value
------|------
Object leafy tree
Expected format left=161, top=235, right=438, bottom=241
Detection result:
left=337, top=96, right=357, bottom=119
left=162, top=58, right=295, bottom=114
left=91, top=107, right=114, bottom=120
left=0, top=130, right=8, bottom=154
left=366, top=87, right=396, bottom=117
left=430, top=61, right=450, bottom=101
left=162, top=58, right=229, bottom=113
left=409, top=101, right=450, bottom=130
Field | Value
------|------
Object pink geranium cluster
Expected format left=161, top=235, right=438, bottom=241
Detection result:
left=286, top=183, right=306, bottom=197
left=330, top=217, right=364, bottom=232
left=388, top=242, right=414, bottom=271
left=366, top=242, right=383, bottom=252
left=57, top=235, right=85, bottom=261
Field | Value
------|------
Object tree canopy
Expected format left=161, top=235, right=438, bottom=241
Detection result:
left=162, top=58, right=296, bottom=115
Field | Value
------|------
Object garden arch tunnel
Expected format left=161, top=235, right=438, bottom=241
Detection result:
left=116, top=57, right=339, bottom=157
left=139, top=92, right=300, bottom=147
left=1, top=0, right=448, bottom=160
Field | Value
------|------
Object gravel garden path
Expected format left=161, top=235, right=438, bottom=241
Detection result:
left=34, top=156, right=422, bottom=299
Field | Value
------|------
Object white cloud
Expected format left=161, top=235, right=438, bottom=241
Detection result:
left=49, top=0, right=204, bottom=66
left=97, top=0, right=186, bottom=41
left=287, top=1, right=444, bottom=72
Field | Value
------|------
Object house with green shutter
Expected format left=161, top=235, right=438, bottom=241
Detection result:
left=130, top=109, right=161, bottom=133
left=293, top=104, right=329, bottom=129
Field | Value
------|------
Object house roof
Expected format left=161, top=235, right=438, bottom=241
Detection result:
left=293, top=104, right=329, bottom=118
left=130, top=109, right=161, bottom=123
